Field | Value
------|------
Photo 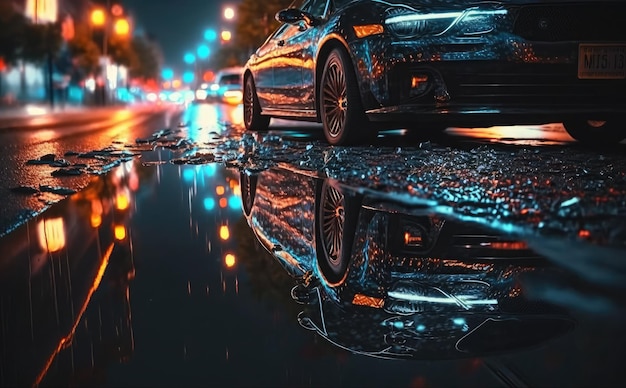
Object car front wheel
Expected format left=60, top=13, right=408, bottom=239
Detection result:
left=320, top=48, right=375, bottom=145
left=563, top=119, right=626, bottom=145
left=243, top=75, right=270, bottom=131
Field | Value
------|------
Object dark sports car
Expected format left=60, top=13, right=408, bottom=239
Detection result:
left=242, top=0, right=626, bottom=145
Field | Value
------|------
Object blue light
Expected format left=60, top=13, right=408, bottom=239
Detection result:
left=197, top=44, right=210, bottom=60
left=203, top=164, right=217, bottom=177
left=182, top=71, right=195, bottom=83
left=204, top=28, right=217, bottom=41
left=183, top=52, right=196, bottom=64
left=182, top=168, right=195, bottom=182
left=453, top=318, right=467, bottom=326
left=416, top=324, right=426, bottom=332
left=228, top=195, right=241, bottom=210
left=162, top=67, right=174, bottom=80
left=203, top=197, right=216, bottom=211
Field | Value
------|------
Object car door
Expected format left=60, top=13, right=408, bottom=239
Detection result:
left=272, top=0, right=329, bottom=112
left=248, top=29, right=284, bottom=109
left=299, top=0, right=331, bottom=111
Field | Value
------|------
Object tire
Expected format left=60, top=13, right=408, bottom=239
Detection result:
left=563, top=119, right=626, bottom=145
left=243, top=75, right=270, bottom=131
left=239, top=171, right=257, bottom=217
left=320, top=48, right=376, bottom=145
left=315, top=180, right=361, bottom=285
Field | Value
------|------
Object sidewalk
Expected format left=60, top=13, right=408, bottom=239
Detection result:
left=0, top=103, right=86, bottom=118
left=0, top=102, right=169, bottom=131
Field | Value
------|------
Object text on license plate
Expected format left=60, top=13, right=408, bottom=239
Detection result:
left=578, top=44, right=626, bottom=79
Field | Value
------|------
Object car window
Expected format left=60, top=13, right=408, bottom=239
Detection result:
left=289, top=0, right=308, bottom=9
left=303, top=0, right=329, bottom=17
left=219, top=74, right=241, bottom=85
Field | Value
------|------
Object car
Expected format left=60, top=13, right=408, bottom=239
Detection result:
left=206, top=66, right=244, bottom=104
left=238, top=166, right=575, bottom=359
left=242, top=0, right=626, bottom=146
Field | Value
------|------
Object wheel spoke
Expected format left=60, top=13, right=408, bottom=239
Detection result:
left=321, top=185, right=345, bottom=265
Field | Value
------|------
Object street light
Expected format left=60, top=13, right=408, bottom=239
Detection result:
left=220, top=30, right=232, bottom=43
left=90, top=4, right=132, bottom=105
left=113, top=18, right=131, bottom=37
left=204, top=28, right=217, bottom=42
left=223, top=6, right=235, bottom=21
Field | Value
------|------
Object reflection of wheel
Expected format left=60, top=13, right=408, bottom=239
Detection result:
left=239, top=171, right=257, bottom=217
left=320, top=48, right=376, bottom=145
left=563, top=119, right=626, bottom=145
left=315, top=180, right=361, bottom=285
left=243, top=75, right=270, bottom=131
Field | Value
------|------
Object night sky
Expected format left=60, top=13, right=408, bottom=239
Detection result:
left=123, top=0, right=231, bottom=70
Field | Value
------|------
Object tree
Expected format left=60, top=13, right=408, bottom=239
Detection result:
left=234, top=0, right=293, bottom=55
left=0, top=0, right=27, bottom=66
left=128, top=34, right=163, bottom=81
left=67, top=22, right=101, bottom=76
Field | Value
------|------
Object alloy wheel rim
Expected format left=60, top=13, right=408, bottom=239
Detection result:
left=321, top=184, right=345, bottom=268
left=242, top=174, right=253, bottom=213
left=322, top=61, right=347, bottom=138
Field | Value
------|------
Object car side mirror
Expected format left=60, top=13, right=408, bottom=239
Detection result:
left=276, top=8, right=319, bottom=26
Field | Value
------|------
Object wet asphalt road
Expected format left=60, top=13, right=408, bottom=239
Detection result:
left=1, top=101, right=625, bottom=387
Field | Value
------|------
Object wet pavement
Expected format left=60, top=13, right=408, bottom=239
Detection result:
left=1, top=102, right=625, bottom=387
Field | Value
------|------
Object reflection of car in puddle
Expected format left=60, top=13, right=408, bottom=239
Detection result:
left=239, top=166, right=575, bottom=359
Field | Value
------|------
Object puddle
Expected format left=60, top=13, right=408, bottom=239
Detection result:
left=1, top=155, right=625, bottom=387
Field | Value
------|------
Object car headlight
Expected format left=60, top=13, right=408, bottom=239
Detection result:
left=384, top=7, right=507, bottom=38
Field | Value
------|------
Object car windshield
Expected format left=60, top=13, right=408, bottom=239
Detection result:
left=220, top=74, right=241, bottom=85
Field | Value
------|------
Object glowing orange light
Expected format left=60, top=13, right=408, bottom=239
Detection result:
left=219, top=198, right=228, bottom=208
left=216, top=185, right=225, bottom=195
left=116, top=192, right=130, bottom=210
left=26, top=0, right=58, bottom=23
left=224, top=253, right=236, bottom=268
left=90, top=9, right=106, bottom=26
left=90, top=214, right=102, bottom=228
left=487, top=241, right=528, bottom=250
left=219, top=225, right=230, bottom=240
left=352, top=294, right=384, bottom=308
left=172, top=79, right=181, bottom=88
left=111, top=4, right=123, bottom=16
left=353, top=24, right=384, bottom=38
left=33, top=244, right=112, bottom=386
left=578, top=229, right=591, bottom=238
left=114, top=225, right=126, bottom=240
left=221, top=30, right=232, bottom=42
left=114, top=18, right=130, bottom=36
left=203, top=70, right=215, bottom=82
left=38, top=217, right=66, bottom=252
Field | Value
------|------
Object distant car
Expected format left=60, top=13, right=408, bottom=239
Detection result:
left=207, top=66, right=244, bottom=104
left=242, top=0, right=626, bottom=146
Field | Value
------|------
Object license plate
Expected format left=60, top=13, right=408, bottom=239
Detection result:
left=578, top=44, right=626, bottom=79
